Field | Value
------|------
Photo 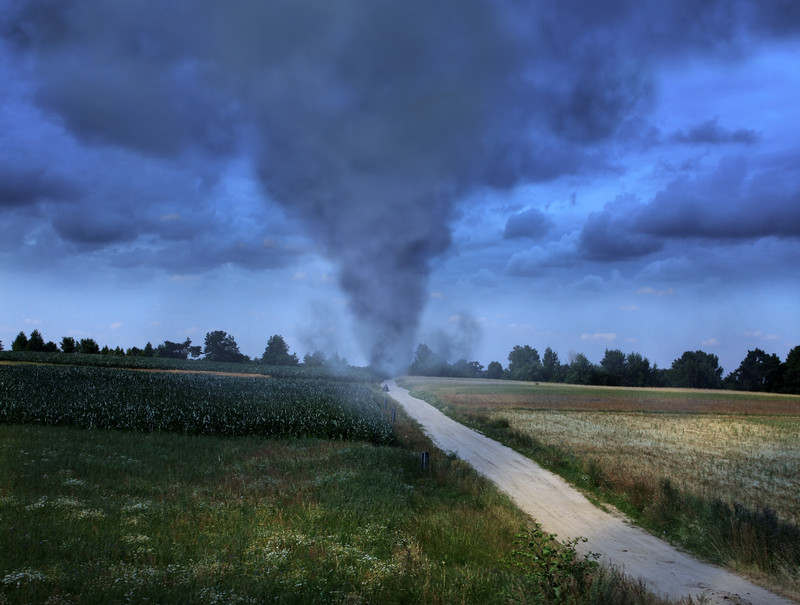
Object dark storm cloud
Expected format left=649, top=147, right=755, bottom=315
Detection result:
left=504, top=208, right=554, bottom=240
left=0, top=165, right=79, bottom=207
left=580, top=154, right=800, bottom=264
left=670, top=118, right=761, bottom=145
left=636, top=155, right=800, bottom=239
left=3, top=0, right=799, bottom=370
left=579, top=194, right=664, bottom=261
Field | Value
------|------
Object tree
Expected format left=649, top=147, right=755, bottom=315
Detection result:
left=725, top=348, right=782, bottom=392
left=204, top=331, right=245, bottom=363
left=143, top=342, right=155, bottom=357
left=781, top=346, right=800, bottom=394
left=507, top=345, right=541, bottom=381
left=261, top=334, right=299, bottom=366
left=11, top=331, right=28, bottom=351
left=0, top=339, right=3, bottom=351
left=303, top=350, right=327, bottom=367
left=625, top=352, right=652, bottom=387
left=565, top=352, right=598, bottom=385
left=668, top=350, right=722, bottom=389
left=78, top=338, right=100, bottom=355
left=599, top=349, right=626, bottom=386
left=61, top=336, right=77, bottom=354
left=26, top=330, right=46, bottom=352
left=407, top=343, right=446, bottom=376
left=485, top=360, right=504, bottom=379
left=158, top=338, right=200, bottom=360
left=540, top=347, right=562, bottom=382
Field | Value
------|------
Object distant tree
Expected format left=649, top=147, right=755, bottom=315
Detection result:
left=599, top=349, right=626, bottom=386
left=204, top=331, right=245, bottom=363
left=261, top=334, right=300, bottom=366
left=725, top=348, right=782, bottom=392
left=61, top=336, right=77, bottom=354
left=328, top=352, right=349, bottom=368
left=303, top=350, right=327, bottom=367
left=0, top=339, right=3, bottom=351
left=507, top=345, right=541, bottom=381
left=408, top=343, right=447, bottom=376
left=625, top=352, right=652, bottom=387
left=449, top=359, right=483, bottom=378
left=780, top=346, right=800, bottom=394
left=126, top=346, right=142, bottom=356
left=485, top=360, right=504, bottom=379
left=101, top=345, right=111, bottom=355
left=24, top=330, right=46, bottom=352
left=11, top=331, right=28, bottom=351
left=668, top=350, right=722, bottom=389
left=158, top=338, right=199, bottom=360
left=540, top=347, right=563, bottom=382
left=565, top=352, right=598, bottom=385
left=78, top=338, right=100, bottom=355
left=143, top=342, right=155, bottom=357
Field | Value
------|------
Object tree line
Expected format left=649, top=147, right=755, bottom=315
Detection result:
left=408, top=343, right=800, bottom=394
left=1, top=330, right=347, bottom=368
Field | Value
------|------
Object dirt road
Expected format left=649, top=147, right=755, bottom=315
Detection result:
left=385, top=380, right=795, bottom=605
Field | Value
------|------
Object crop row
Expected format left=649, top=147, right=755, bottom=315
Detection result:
left=0, top=364, right=394, bottom=444
left=0, top=351, right=378, bottom=382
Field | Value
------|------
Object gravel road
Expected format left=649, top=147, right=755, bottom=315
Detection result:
left=385, top=379, right=795, bottom=605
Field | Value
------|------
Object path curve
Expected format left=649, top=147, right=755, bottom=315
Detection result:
left=385, top=380, right=795, bottom=605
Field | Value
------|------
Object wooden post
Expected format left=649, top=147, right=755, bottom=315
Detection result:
left=421, top=451, right=430, bottom=470
left=391, top=408, right=396, bottom=423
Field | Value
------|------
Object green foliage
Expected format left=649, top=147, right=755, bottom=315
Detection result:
left=505, top=524, right=599, bottom=603
left=203, top=331, right=244, bottom=363
left=725, top=348, right=782, bottom=392
left=157, top=337, right=199, bottom=360
left=668, top=350, right=723, bottom=389
left=261, top=334, right=299, bottom=366
left=486, top=360, right=504, bottom=379
left=508, top=345, right=541, bottom=381
left=78, top=338, right=100, bottom=355
left=60, top=336, right=76, bottom=354
left=11, top=331, right=27, bottom=352
left=0, top=364, right=393, bottom=444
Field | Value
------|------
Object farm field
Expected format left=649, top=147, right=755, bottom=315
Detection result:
left=398, top=376, right=800, bottom=599
left=0, top=357, right=677, bottom=604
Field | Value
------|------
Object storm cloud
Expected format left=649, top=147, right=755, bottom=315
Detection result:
left=3, top=0, right=800, bottom=371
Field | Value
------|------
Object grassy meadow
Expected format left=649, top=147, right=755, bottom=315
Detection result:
left=398, top=376, right=800, bottom=600
left=0, top=358, right=686, bottom=604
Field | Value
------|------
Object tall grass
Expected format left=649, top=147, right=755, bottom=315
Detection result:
left=0, top=416, right=683, bottom=603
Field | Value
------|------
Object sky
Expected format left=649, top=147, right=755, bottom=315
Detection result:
left=1, top=0, right=799, bottom=375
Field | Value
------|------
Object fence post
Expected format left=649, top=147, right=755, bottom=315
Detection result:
left=421, top=451, right=430, bottom=470
left=391, top=408, right=396, bottom=423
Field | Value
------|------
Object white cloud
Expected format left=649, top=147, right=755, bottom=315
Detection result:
left=701, top=338, right=719, bottom=346
left=581, top=332, right=617, bottom=342
left=637, top=286, right=675, bottom=296
left=110, top=322, right=122, bottom=330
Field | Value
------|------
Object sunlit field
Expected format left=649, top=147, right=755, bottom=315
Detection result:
left=399, top=376, right=800, bottom=599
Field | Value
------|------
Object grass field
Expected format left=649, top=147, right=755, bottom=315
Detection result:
left=399, top=376, right=800, bottom=600
left=0, top=359, right=685, bottom=604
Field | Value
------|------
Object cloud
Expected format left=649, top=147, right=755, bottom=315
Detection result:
left=635, top=155, right=800, bottom=240
left=637, top=286, right=675, bottom=296
left=579, top=194, right=663, bottom=261
left=670, top=118, right=760, bottom=145
left=503, top=208, right=553, bottom=239
left=581, top=332, right=617, bottom=343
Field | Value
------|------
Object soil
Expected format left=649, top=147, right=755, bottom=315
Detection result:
left=386, top=379, right=796, bottom=605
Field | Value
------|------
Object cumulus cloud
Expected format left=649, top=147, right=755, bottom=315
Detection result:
left=504, top=208, right=554, bottom=240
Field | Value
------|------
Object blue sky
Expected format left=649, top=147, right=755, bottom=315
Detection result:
left=1, top=1, right=799, bottom=374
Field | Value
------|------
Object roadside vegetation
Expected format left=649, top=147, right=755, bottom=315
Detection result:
left=399, top=376, right=800, bottom=601
left=0, top=354, right=696, bottom=604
